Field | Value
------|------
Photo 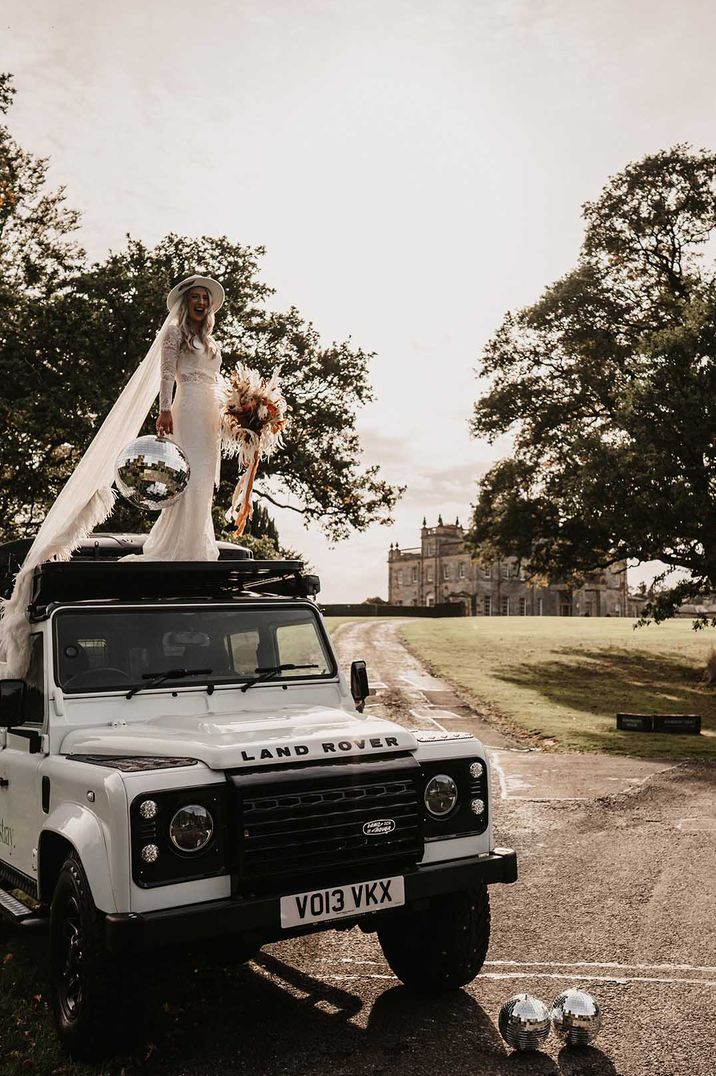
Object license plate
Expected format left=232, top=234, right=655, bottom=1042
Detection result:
left=280, top=875, right=405, bottom=928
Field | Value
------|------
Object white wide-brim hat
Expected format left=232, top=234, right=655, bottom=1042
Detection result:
left=166, top=274, right=225, bottom=313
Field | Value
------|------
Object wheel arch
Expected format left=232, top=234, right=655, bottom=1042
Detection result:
left=39, top=806, right=117, bottom=913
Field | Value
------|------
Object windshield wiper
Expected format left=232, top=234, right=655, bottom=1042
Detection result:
left=126, top=667, right=213, bottom=700
left=240, top=664, right=319, bottom=693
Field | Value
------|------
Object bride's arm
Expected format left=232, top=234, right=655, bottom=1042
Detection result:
left=157, top=325, right=180, bottom=435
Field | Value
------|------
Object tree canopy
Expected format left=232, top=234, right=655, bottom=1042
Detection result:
left=0, top=76, right=401, bottom=546
left=468, top=145, right=716, bottom=621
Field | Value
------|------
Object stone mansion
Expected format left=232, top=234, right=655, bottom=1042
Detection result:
left=388, top=518, right=635, bottom=617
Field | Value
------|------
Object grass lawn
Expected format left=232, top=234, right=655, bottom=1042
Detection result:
left=401, top=616, right=716, bottom=759
left=322, top=616, right=362, bottom=634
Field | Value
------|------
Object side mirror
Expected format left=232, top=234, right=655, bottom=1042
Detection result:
left=0, top=680, right=27, bottom=728
left=350, top=660, right=369, bottom=713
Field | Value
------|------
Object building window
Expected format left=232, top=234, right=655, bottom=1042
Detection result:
left=442, top=564, right=450, bottom=580
left=501, top=596, right=510, bottom=616
left=483, top=595, right=492, bottom=616
left=482, top=565, right=491, bottom=579
left=458, top=562, right=466, bottom=580
left=427, top=566, right=434, bottom=582
left=519, top=597, right=526, bottom=616
left=501, top=562, right=510, bottom=579
left=411, top=566, right=418, bottom=583
left=397, top=570, right=403, bottom=586
left=537, top=597, right=544, bottom=616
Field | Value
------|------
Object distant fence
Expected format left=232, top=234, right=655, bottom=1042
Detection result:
left=320, top=602, right=465, bottom=618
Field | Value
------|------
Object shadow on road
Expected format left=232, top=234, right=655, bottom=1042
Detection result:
left=0, top=924, right=623, bottom=1076
left=557, top=1044, right=619, bottom=1075
left=135, top=948, right=560, bottom=1074
left=494, top=647, right=713, bottom=725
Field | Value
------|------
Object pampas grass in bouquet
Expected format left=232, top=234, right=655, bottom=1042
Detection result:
left=219, top=363, right=288, bottom=535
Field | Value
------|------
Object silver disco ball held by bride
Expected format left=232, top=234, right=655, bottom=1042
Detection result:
left=498, top=993, right=551, bottom=1051
left=551, top=988, right=602, bottom=1046
left=114, top=435, right=190, bottom=511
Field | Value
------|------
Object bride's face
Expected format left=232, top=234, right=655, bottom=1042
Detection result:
left=186, top=287, right=210, bottom=323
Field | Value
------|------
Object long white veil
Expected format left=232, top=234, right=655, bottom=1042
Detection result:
left=0, top=300, right=182, bottom=678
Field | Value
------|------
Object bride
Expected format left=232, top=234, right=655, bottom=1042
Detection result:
left=0, top=273, right=227, bottom=676
left=125, top=275, right=225, bottom=562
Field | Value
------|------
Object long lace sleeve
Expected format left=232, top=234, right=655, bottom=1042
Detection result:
left=159, top=325, right=180, bottom=410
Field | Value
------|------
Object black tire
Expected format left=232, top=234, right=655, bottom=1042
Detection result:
left=49, top=853, right=140, bottom=1060
left=377, top=885, right=491, bottom=992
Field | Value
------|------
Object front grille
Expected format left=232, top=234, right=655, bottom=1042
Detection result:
left=234, top=759, right=423, bottom=889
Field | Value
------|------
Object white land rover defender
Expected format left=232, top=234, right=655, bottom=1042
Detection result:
left=0, top=535, right=517, bottom=1057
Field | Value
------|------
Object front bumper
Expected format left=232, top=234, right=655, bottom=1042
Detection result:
left=105, top=848, right=517, bottom=954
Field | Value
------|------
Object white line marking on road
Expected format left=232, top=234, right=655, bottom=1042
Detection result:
left=409, top=708, right=448, bottom=733
left=486, top=959, right=716, bottom=973
left=410, top=707, right=462, bottom=722
left=325, top=973, right=716, bottom=988
left=327, top=956, right=716, bottom=975
left=477, top=973, right=716, bottom=988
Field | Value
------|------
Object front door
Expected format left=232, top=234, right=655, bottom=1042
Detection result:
left=0, top=633, right=47, bottom=888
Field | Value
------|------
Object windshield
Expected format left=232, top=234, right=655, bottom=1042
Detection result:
left=54, top=605, right=334, bottom=694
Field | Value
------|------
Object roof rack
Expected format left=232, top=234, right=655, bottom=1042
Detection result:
left=0, top=534, right=320, bottom=609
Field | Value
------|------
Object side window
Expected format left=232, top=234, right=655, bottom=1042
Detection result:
left=275, top=623, right=329, bottom=674
left=26, top=633, right=46, bottom=723
left=229, top=629, right=260, bottom=676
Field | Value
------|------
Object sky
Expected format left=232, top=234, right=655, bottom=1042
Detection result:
left=4, top=0, right=716, bottom=601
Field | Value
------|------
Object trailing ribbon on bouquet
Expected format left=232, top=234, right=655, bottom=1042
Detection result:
left=219, top=363, right=287, bottom=535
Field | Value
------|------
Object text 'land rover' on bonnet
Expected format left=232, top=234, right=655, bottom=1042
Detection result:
left=0, top=535, right=517, bottom=1058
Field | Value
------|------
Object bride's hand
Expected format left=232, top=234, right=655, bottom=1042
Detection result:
left=157, top=409, right=174, bottom=436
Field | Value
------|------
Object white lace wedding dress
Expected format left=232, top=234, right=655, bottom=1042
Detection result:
left=124, top=325, right=222, bottom=561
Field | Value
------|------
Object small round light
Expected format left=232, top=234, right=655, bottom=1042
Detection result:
left=170, top=804, right=214, bottom=852
left=469, top=761, right=484, bottom=779
left=470, top=798, right=486, bottom=816
left=141, top=843, right=159, bottom=863
left=139, top=799, right=158, bottom=820
left=424, top=774, right=458, bottom=818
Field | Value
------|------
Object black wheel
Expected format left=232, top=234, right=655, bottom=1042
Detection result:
left=49, top=853, right=139, bottom=1059
left=377, top=886, right=491, bottom=992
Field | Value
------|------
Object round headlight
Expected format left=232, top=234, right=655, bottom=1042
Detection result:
left=141, top=843, right=159, bottom=863
left=169, top=804, right=214, bottom=852
left=139, top=799, right=158, bottom=820
left=424, top=774, right=458, bottom=818
left=469, top=761, right=484, bottom=779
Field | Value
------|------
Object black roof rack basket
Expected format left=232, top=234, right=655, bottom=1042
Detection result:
left=30, top=560, right=320, bottom=610
left=0, top=533, right=319, bottom=609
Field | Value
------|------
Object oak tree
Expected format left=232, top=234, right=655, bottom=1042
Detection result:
left=469, top=146, right=716, bottom=622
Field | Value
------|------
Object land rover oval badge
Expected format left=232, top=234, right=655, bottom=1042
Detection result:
left=363, top=819, right=396, bottom=836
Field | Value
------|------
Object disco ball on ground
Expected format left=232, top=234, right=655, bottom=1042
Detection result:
left=551, top=988, right=602, bottom=1046
left=498, top=993, right=551, bottom=1051
left=114, top=435, right=190, bottom=511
